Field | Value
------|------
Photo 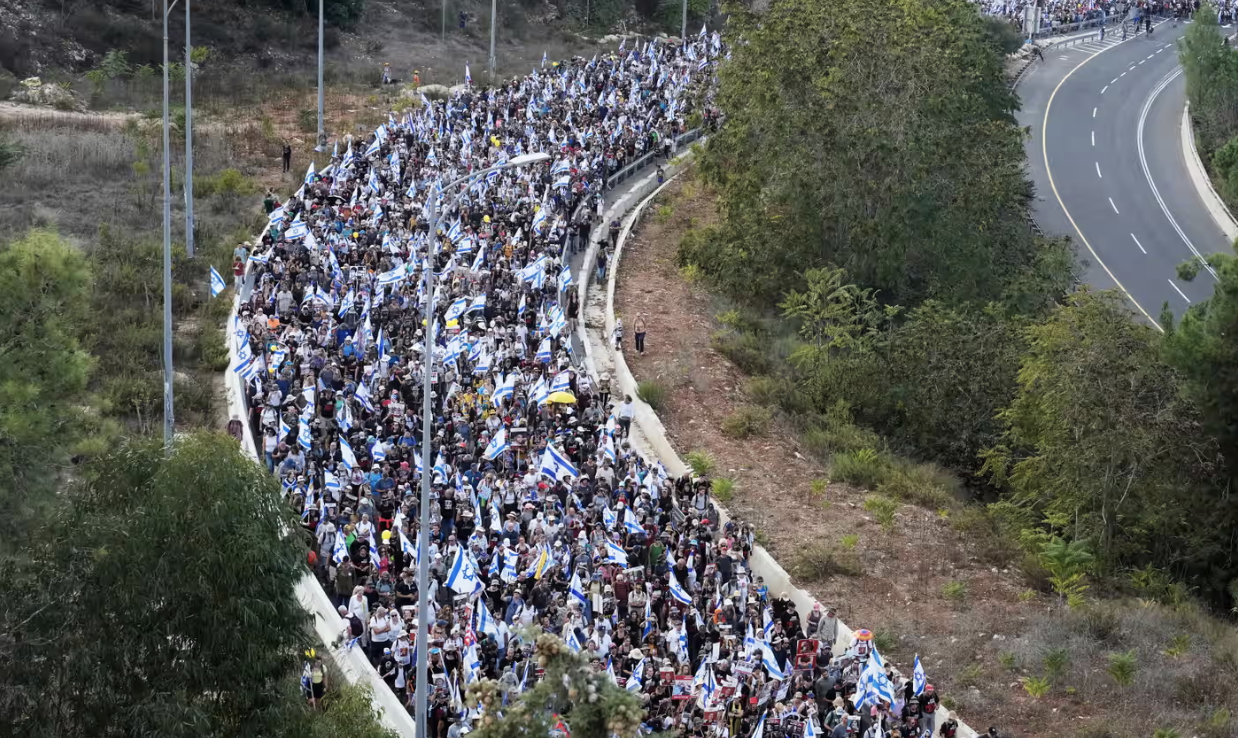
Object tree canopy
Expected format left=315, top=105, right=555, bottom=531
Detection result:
left=0, top=229, right=93, bottom=538
left=686, top=0, right=1068, bottom=307
left=0, top=432, right=313, bottom=737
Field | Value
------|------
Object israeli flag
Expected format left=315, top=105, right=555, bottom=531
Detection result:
left=341, top=143, right=354, bottom=168
left=466, top=293, right=486, bottom=315
left=803, top=718, right=819, bottom=738
left=339, top=435, right=358, bottom=470
left=377, top=264, right=408, bottom=286
left=626, top=656, right=646, bottom=692
left=483, top=428, right=509, bottom=461
left=602, top=505, right=617, bottom=530
left=284, top=216, right=309, bottom=240
left=569, top=572, right=589, bottom=614
left=602, top=435, right=617, bottom=465
left=444, top=297, right=469, bottom=323
left=446, top=547, right=483, bottom=594
left=473, top=351, right=492, bottom=376
left=501, top=548, right=519, bottom=583
left=325, top=470, right=341, bottom=493
left=209, top=266, right=227, bottom=297
left=332, top=528, right=348, bottom=564
left=566, top=628, right=583, bottom=654
left=365, top=136, right=381, bottom=158
left=535, top=337, right=552, bottom=363
left=642, top=598, right=653, bottom=641
left=304, top=161, right=316, bottom=185
left=465, top=63, right=472, bottom=85
left=372, top=439, right=387, bottom=462
left=763, top=606, right=775, bottom=639
left=623, top=507, right=644, bottom=536
left=667, top=572, right=693, bottom=606
left=760, top=639, right=787, bottom=681
left=434, top=452, right=449, bottom=480
left=399, top=528, right=419, bottom=564
left=268, top=204, right=286, bottom=226
left=541, top=50, right=548, bottom=68
left=476, top=599, right=499, bottom=637
left=369, top=531, right=380, bottom=564
left=298, top=418, right=312, bottom=451
left=913, top=654, right=927, bottom=697
left=750, top=713, right=767, bottom=738
left=550, top=371, right=572, bottom=394
left=538, top=444, right=578, bottom=481
left=491, top=373, right=516, bottom=405
left=606, top=539, right=628, bottom=567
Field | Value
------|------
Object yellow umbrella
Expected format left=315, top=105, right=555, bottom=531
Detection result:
left=547, top=391, right=577, bottom=404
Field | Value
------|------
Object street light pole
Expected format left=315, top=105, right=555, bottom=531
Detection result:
left=162, top=0, right=179, bottom=446
left=413, top=154, right=549, bottom=738
left=184, top=0, right=194, bottom=258
left=442, top=0, right=446, bottom=42
left=488, top=0, right=497, bottom=83
left=681, top=0, right=688, bottom=42
left=317, top=0, right=325, bottom=151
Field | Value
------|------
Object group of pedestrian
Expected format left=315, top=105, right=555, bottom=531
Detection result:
left=229, top=24, right=988, bottom=738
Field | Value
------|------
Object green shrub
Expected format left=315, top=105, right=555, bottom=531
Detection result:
left=877, top=463, right=955, bottom=509
left=871, top=630, right=895, bottom=654
left=711, top=330, right=772, bottom=375
left=833, top=447, right=894, bottom=488
left=721, top=405, right=772, bottom=439
left=198, top=325, right=230, bottom=371
left=686, top=450, right=715, bottom=478
left=195, top=168, right=259, bottom=199
left=941, top=579, right=968, bottom=603
left=297, top=108, right=317, bottom=133
left=1022, top=675, right=1051, bottom=698
left=863, top=495, right=898, bottom=531
left=637, top=380, right=667, bottom=410
left=810, top=478, right=829, bottom=496
left=789, top=543, right=862, bottom=580
left=1106, top=650, right=1138, bottom=687
left=997, top=651, right=1017, bottom=671
left=840, top=533, right=858, bottom=549
left=803, top=416, right=879, bottom=456
left=1043, top=647, right=1071, bottom=681
left=957, top=662, right=984, bottom=688
left=747, top=376, right=781, bottom=407
left=654, top=203, right=674, bottom=223
left=1165, top=633, right=1192, bottom=658
left=712, top=477, right=735, bottom=502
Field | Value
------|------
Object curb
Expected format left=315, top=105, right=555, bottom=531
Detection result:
left=1181, top=100, right=1238, bottom=243
left=581, top=156, right=978, bottom=738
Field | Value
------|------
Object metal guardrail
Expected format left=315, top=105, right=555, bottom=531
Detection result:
left=606, top=127, right=705, bottom=191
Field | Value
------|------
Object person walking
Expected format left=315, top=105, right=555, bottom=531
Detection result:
left=634, top=315, right=647, bottom=355
left=282, top=142, right=292, bottom=174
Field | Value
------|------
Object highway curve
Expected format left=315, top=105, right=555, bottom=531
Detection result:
left=1019, top=18, right=1230, bottom=326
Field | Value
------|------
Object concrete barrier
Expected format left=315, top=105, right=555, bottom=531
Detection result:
left=582, top=157, right=979, bottom=738
left=1181, top=101, right=1238, bottom=243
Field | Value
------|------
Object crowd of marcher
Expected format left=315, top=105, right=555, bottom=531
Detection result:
left=226, top=26, right=991, bottom=738
left=977, top=0, right=1199, bottom=31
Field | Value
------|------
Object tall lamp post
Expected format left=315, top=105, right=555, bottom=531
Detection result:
left=162, top=0, right=182, bottom=445
left=316, top=0, right=325, bottom=151
left=414, top=152, right=550, bottom=738
left=184, top=0, right=194, bottom=258
left=488, top=0, right=497, bottom=83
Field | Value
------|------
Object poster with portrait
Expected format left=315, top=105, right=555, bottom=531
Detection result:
left=673, top=675, right=694, bottom=700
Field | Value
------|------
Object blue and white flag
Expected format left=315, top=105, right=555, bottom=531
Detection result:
left=803, top=717, right=819, bottom=738
left=332, top=528, right=348, bottom=564
left=399, top=528, right=419, bottom=564
left=667, top=572, right=693, bottom=606
left=501, top=548, right=519, bottom=583
left=606, top=538, right=628, bottom=567
left=284, top=216, right=308, bottom=240
left=209, top=266, right=227, bottom=297
left=476, top=599, right=499, bottom=637
left=626, top=656, right=646, bottom=692
left=444, top=297, right=469, bottom=323
left=465, top=63, right=472, bottom=85
left=913, top=654, right=927, bottom=697
left=339, top=435, right=358, bottom=470
left=569, top=572, right=589, bottom=615
left=566, top=628, right=583, bottom=654
left=623, top=507, right=644, bottom=536
left=538, top=444, right=578, bottom=481
left=642, top=598, right=653, bottom=641
left=483, top=428, right=509, bottom=461
left=304, top=161, right=316, bottom=185
left=750, top=713, right=767, bottom=738
left=535, top=337, right=552, bottom=363
left=446, top=547, right=483, bottom=594
left=759, top=639, right=787, bottom=681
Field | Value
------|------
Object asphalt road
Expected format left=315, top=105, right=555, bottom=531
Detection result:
left=1019, top=19, right=1231, bottom=326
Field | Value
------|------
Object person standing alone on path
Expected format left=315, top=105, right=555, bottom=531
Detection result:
left=634, top=315, right=647, bottom=355
left=282, top=142, right=292, bottom=174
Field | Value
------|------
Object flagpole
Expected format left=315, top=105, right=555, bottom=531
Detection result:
left=681, top=0, right=687, bottom=43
